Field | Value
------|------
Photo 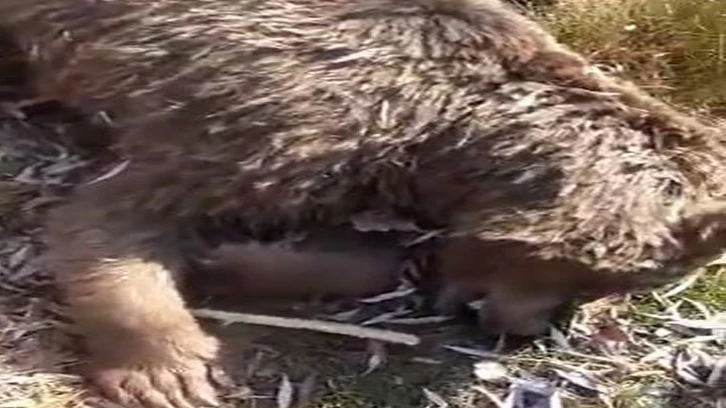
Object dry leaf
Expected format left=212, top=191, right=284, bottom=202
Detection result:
left=358, top=286, right=416, bottom=304
left=552, top=368, right=607, bottom=394
left=443, top=345, right=500, bottom=359
left=422, top=388, right=449, bottom=408
left=276, top=374, right=294, bottom=408
left=549, top=327, right=572, bottom=350
left=363, top=340, right=387, bottom=375
left=473, top=360, right=510, bottom=383
left=503, top=379, right=562, bottom=408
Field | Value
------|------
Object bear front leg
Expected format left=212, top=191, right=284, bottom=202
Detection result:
left=45, top=196, right=221, bottom=408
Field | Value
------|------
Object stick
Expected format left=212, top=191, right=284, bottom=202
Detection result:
left=192, top=308, right=421, bottom=346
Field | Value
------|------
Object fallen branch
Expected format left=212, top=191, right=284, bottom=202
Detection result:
left=192, top=308, right=421, bottom=346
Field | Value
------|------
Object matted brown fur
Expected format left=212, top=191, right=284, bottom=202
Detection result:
left=2, top=0, right=726, bottom=407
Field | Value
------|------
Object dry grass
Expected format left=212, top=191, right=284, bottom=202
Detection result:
left=0, top=1, right=724, bottom=407
left=534, top=0, right=726, bottom=115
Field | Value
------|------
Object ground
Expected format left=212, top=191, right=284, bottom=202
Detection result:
left=0, top=0, right=724, bottom=407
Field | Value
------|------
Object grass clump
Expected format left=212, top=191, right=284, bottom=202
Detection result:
left=537, top=0, right=726, bottom=115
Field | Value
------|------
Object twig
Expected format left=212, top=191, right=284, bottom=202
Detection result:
left=472, top=385, right=506, bottom=408
left=192, top=308, right=421, bottom=346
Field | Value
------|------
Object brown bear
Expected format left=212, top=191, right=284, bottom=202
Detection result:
left=1, top=0, right=726, bottom=407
